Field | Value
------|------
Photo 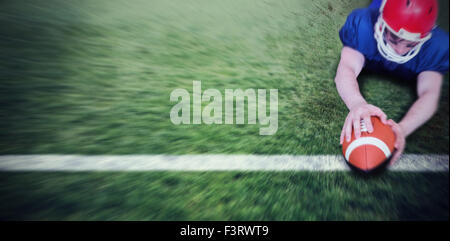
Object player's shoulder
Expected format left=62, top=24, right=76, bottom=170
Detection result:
left=345, top=7, right=376, bottom=29
left=340, top=7, right=379, bottom=56
left=421, top=27, right=449, bottom=60
left=428, top=28, right=449, bottom=51
left=342, top=7, right=379, bottom=41
left=415, top=27, right=449, bottom=74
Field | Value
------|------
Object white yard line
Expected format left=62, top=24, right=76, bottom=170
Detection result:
left=0, top=154, right=448, bottom=172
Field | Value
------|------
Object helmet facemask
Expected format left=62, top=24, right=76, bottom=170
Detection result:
left=374, top=16, right=430, bottom=64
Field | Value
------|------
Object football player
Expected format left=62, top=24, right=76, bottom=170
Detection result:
left=335, top=0, right=449, bottom=164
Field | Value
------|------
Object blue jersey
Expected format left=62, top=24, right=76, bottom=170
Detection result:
left=339, top=1, right=449, bottom=80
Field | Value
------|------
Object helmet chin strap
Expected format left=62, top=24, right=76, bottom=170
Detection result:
left=374, top=16, right=428, bottom=64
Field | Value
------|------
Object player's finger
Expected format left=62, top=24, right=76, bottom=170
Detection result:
left=353, top=118, right=361, bottom=139
left=390, top=151, right=400, bottom=166
left=390, top=145, right=403, bottom=166
left=387, top=119, right=395, bottom=127
left=396, top=137, right=405, bottom=150
left=340, top=116, right=350, bottom=144
left=379, top=112, right=388, bottom=124
left=362, top=115, right=373, bottom=133
left=386, top=120, right=399, bottom=146
left=394, top=136, right=402, bottom=148
left=385, top=119, right=404, bottom=167
left=371, top=108, right=387, bottom=124
left=345, top=118, right=353, bottom=142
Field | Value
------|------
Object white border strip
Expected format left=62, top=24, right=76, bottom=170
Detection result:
left=0, top=154, right=448, bottom=172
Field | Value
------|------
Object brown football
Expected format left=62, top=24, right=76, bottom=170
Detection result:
left=342, top=116, right=396, bottom=172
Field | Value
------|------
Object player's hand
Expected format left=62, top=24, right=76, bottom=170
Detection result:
left=340, top=103, right=388, bottom=145
left=386, top=119, right=406, bottom=166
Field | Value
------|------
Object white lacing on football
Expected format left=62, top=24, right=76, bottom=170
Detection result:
left=345, top=137, right=392, bottom=161
left=360, top=119, right=368, bottom=132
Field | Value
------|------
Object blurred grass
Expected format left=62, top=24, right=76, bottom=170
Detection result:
left=0, top=0, right=447, bottom=155
left=0, top=171, right=447, bottom=221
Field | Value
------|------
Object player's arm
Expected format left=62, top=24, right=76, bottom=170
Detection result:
left=387, top=71, right=443, bottom=164
left=399, top=71, right=443, bottom=137
left=334, top=46, right=366, bottom=110
left=335, top=46, right=387, bottom=144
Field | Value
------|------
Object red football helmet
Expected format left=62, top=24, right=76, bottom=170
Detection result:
left=374, top=0, right=438, bottom=63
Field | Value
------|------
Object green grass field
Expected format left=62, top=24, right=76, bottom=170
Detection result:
left=0, top=171, right=447, bottom=221
left=0, top=0, right=448, bottom=220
